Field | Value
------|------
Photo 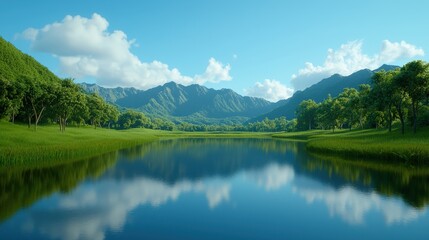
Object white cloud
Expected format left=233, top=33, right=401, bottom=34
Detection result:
left=244, top=79, right=294, bottom=102
left=22, top=13, right=231, bottom=89
left=195, top=57, right=232, bottom=84
left=291, top=40, right=424, bottom=90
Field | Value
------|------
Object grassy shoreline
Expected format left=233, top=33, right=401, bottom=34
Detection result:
left=2, top=120, right=429, bottom=168
left=0, top=121, right=272, bottom=168
left=273, top=127, right=429, bottom=165
left=0, top=121, right=161, bottom=168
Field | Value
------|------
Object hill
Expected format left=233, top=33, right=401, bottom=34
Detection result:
left=81, top=82, right=281, bottom=124
left=249, top=65, right=398, bottom=122
left=0, top=37, right=59, bottom=83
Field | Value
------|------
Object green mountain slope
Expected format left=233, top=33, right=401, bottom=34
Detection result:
left=249, top=64, right=399, bottom=122
left=81, top=82, right=281, bottom=124
left=0, top=37, right=59, bottom=83
left=79, top=83, right=139, bottom=103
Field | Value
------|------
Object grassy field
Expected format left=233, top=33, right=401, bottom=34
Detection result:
left=273, top=127, right=429, bottom=165
left=2, top=119, right=429, bottom=167
left=0, top=121, right=272, bottom=168
left=0, top=121, right=162, bottom=168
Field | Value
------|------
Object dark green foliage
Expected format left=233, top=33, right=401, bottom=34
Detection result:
left=395, top=60, right=429, bottom=133
left=294, top=61, right=429, bottom=133
left=0, top=37, right=119, bottom=130
left=296, top=99, right=318, bottom=130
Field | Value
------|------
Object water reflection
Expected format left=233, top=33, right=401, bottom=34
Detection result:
left=1, top=138, right=429, bottom=239
left=0, top=151, right=118, bottom=222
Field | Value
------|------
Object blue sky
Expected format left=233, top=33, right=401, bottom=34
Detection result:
left=1, top=0, right=428, bottom=101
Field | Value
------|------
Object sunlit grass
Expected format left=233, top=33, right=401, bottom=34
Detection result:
left=0, top=121, right=160, bottom=168
left=0, top=121, right=273, bottom=168
left=275, top=127, right=429, bottom=165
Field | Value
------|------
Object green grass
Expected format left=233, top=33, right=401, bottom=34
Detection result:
left=0, top=121, right=161, bottom=168
left=0, top=121, right=273, bottom=168
left=274, top=127, right=429, bottom=165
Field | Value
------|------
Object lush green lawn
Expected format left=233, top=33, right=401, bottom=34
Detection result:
left=274, top=127, right=429, bottom=165
left=0, top=121, right=272, bottom=168
left=3, top=119, right=429, bottom=167
left=0, top=121, right=162, bottom=168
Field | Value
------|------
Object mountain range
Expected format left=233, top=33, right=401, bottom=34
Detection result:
left=82, top=64, right=397, bottom=124
left=80, top=82, right=283, bottom=124
left=248, top=64, right=398, bottom=122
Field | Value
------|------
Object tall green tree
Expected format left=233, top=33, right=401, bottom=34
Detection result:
left=296, top=99, right=318, bottom=130
left=52, top=79, right=86, bottom=132
left=396, top=60, right=429, bottom=133
left=337, top=88, right=359, bottom=130
left=372, top=70, right=398, bottom=132
left=357, top=84, right=371, bottom=129
left=86, top=93, right=106, bottom=129
left=21, top=76, right=58, bottom=130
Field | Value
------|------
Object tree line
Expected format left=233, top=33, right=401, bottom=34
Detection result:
left=295, top=60, right=429, bottom=134
left=0, top=75, right=180, bottom=131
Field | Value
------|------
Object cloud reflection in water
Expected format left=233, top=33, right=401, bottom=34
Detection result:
left=22, top=162, right=426, bottom=240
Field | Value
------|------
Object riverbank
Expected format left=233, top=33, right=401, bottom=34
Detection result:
left=0, top=121, right=272, bottom=168
left=0, top=121, right=161, bottom=168
left=3, top=120, right=429, bottom=167
left=273, top=128, right=429, bottom=165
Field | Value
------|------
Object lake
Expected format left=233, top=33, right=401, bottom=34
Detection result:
left=1, top=138, right=429, bottom=239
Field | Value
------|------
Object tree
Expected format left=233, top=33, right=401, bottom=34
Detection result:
left=53, top=79, right=86, bottom=132
left=396, top=60, right=429, bottom=133
left=21, top=76, right=58, bottom=130
left=337, top=88, right=359, bottom=130
left=317, top=95, right=342, bottom=132
left=296, top=99, right=318, bottom=130
left=103, top=104, right=120, bottom=129
left=274, top=116, right=288, bottom=131
left=86, top=93, right=106, bottom=129
left=0, top=77, right=12, bottom=119
left=357, top=84, right=371, bottom=129
left=372, top=70, right=398, bottom=132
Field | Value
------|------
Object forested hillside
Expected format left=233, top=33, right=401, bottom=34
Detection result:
left=81, top=81, right=282, bottom=124
left=250, top=65, right=398, bottom=122
left=0, top=37, right=139, bottom=131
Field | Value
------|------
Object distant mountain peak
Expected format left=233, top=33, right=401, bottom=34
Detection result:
left=249, top=66, right=387, bottom=122
left=373, top=64, right=400, bottom=72
left=163, top=81, right=180, bottom=88
left=81, top=81, right=277, bottom=124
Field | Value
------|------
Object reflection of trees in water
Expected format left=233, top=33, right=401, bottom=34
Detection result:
left=111, top=138, right=300, bottom=183
left=119, top=138, right=299, bottom=161
left=303, top=153, right=429, bottom=209
left=0, top=152, right=119, bottom=222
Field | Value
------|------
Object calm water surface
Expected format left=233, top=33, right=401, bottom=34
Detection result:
left=1, top=138, right=429, bottom=239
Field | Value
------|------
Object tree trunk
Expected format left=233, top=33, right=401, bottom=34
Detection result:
left=31, top=99, right=45, bottom=131
left=28, top=115, right=32, bottom=128
left=412, top=101, right=417, bottom=134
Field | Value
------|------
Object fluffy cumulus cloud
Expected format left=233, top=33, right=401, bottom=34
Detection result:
left=244, top=79, right=294, bottom=102
left=21, top=13, right=231, bottom=89
left=291, top=40, right=424, bottom=90
left=195, top=57, right=232, bottom=84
